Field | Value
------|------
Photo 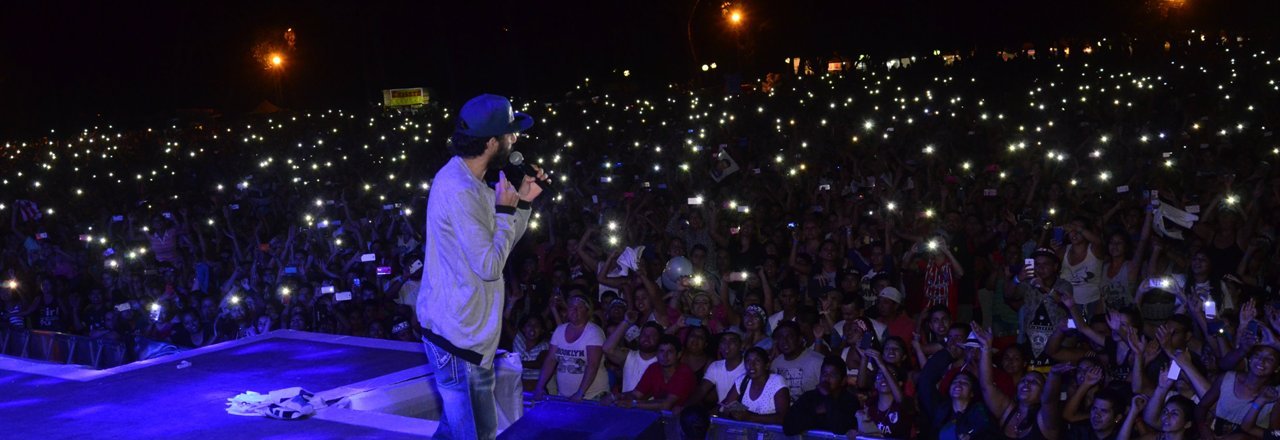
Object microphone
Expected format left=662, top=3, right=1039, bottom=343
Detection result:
left=509, top=151, right=554, bottom=193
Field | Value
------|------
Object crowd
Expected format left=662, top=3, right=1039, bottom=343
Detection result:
left=4, top=30, right=1280, bottom=438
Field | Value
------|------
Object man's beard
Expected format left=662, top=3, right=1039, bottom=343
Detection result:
left=488, top=139, right=513, bottom=171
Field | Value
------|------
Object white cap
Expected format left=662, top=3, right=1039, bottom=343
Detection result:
left=879, top=286, right=904, bottom=304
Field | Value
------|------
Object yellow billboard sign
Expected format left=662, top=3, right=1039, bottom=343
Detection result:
left=382, top=88, right=428, bottom=107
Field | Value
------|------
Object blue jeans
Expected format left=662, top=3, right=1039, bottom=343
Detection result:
left=423, top=337, right=497, bottom=440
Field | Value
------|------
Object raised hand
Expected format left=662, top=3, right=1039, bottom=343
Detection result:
left=1155, top=324, right=1175, bottom=354
left=1241, top=299, right=1258, bottom=325
left=1106, top=311, right=1122, bottom=332
left=1083, top=365, right=1104, bottom=387
left=970, top=321, right=993, bottom=350
left=518, top=164, right=546, bottom=203
left=1131, top=394, right=1149, bottom=413
left=1157, top=364, right=1175, bottom=389
left=496, top=171, right=519, bottom=208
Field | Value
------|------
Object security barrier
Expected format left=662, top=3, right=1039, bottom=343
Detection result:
left=520, top=393, right=862, bottom=439
left=0, top=328, right=132, bottom=369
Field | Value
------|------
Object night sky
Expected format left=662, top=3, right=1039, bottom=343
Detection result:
left=1, top=0, right=1276, bottom=137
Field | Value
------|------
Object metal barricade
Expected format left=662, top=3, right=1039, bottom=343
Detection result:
left=519, top=393, right=859, bottom=440
left=0, top=328, right=137, bottom=369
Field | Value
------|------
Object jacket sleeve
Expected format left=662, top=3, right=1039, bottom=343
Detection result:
left=449, top=188, right=531, bottom=281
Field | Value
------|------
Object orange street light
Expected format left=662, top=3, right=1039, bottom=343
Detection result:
left=729, top=10, right=743, bottom=25
left=270, top=54, right=283, bottom=68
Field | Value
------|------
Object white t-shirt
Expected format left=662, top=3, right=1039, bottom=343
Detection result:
left=739, top=373, right=788, bottom=415
left=622, top=349, right=658, bottom=393
left=1061, top=244, right=1104, bottom=305
left=767, top=311, right=793, bottom=335
left=550, top=322, right=610, bottom=399
left=771, top=349, right=825, bottom=399
left=704, top=358, right=747, bottom=402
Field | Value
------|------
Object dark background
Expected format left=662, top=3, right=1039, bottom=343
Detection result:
left=1, top=0, right=1276, bottom=137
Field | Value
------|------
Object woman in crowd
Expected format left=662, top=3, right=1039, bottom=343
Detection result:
left=1196, top=344, right=1280, bottom=437
left=975, top=323, right=1064, bottom=440
left=740, top=304, right=772, bottom=351
left=535, top=294, right=609, bottom=401
left=918, top=332, right=993, bottom=439
left=859, top=345, right=913, bottom=438
left=718, top=347, right=790, bottom=425
left=513, top=314, right=551, bottom=392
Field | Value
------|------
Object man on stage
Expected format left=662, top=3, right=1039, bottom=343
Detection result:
left=418, top=94, right=545, bottom=439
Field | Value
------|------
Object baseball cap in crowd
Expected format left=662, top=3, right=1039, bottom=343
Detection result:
left=457, top=94, right=533, bottom=137
left=879, top=286, right=904, bottom=304
left=1030, top=247, right=1060, bottom=263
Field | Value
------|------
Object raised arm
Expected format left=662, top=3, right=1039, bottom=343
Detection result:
left=973, top=323, right=1011, bottom=417
left=866, top=349, right=904, bottom=403
left=601, top=313, right=633, bottom=365
left=449, top=182, right=532, bottom=282
left=917, top=348, right=955, bottom=424
left=1042, top=363, right=1072, bottom=435
left=1064, top=365, right=1103, bottom=423
left=1115, top=394, right=1148, bottom=440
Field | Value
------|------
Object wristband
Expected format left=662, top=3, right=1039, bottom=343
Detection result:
left=1252, top=402, right=1263, bottom=410
left=517, top=200, right=532, bottom=210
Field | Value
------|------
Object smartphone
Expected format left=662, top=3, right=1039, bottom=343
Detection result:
left=1208, top=320, right=1225, bottom=335
left=352, top=278, right=362, bottom=287
left=818, top=184, right=831, bottom=191
left=335, top=291, right=353, bottom=302
left=229, top=204, right=240, bottom=210
left=149, top=304, right=162, bottom=322
left=728, top=271, right=748, bottom=282
left=112, top=215, right=124, bottom=222
left=787, top=222, right=797, bottom=230
left=685, top=317, right=703, bottom=327
left=360, top=253, right=376, bottom=262
left=1166, top=362, right=1182, bottom=381
left=115, top=303, right=131, bottom=312
left=409, top=260, right=423, bottom=273
left=1025, top=258, right=1036, bottom=270
left=1204, top=299, right=1217, bottom=319
left=376, top=266, right=392, bottom=276
left=320, top=285, right=335, bottom=294
left=859, top=330, right=875, bottom=349
left=284, top=266, right=298, bottom=275
left=729, top=226, right=741, bottom=235
left=1067, top=319, right=1077, bottom=329
left=162, top=212, right=172, bottom=219
left=687, top=197, right=703, bottom=205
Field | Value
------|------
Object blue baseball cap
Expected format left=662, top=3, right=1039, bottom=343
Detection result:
left=456, top=94, right=533, bottom=137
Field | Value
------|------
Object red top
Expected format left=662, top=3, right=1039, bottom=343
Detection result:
left=634, top=362, right=697, bottom=407
left=882, top=313, right=916, bottom=344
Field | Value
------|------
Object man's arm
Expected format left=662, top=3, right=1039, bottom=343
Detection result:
left=601, top=316, right=632, bottom=365
left=448, top=184, right=532, bottom=281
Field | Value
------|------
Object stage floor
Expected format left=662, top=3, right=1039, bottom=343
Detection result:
left=0, top=330, right=435, bottom=440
